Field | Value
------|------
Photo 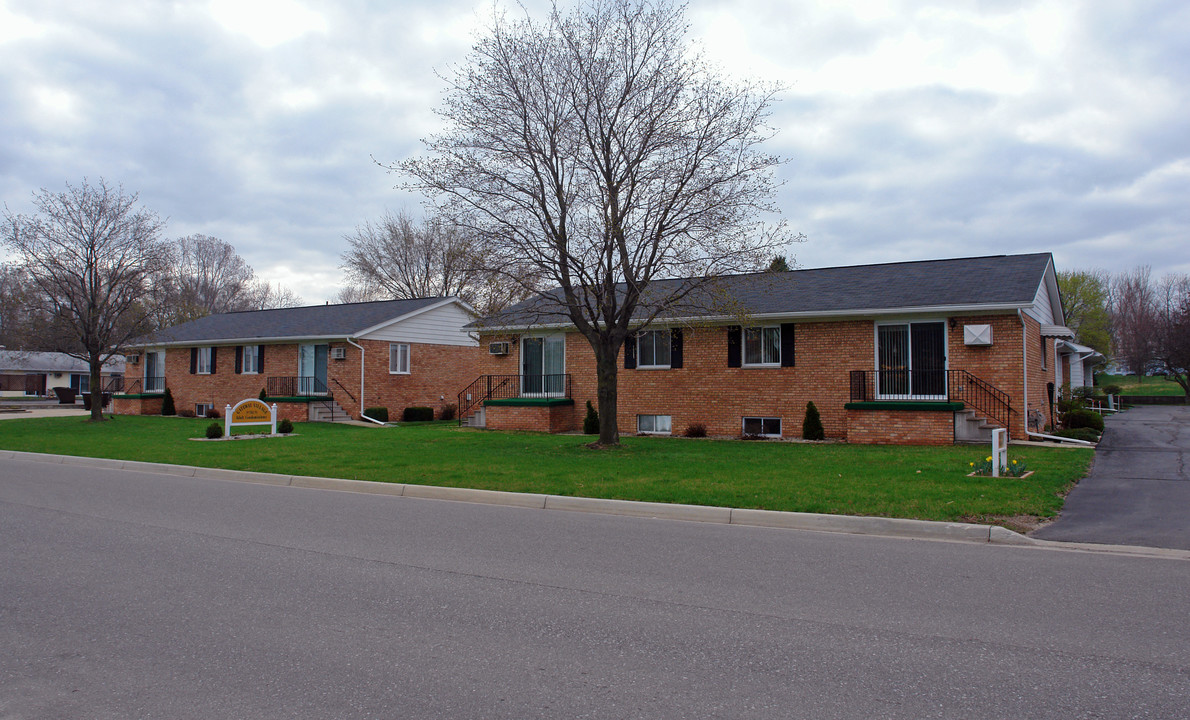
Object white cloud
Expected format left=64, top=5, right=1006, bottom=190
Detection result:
left=207, top=0, right=328, bottom=48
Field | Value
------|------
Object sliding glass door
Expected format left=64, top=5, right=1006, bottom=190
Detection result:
left=521, top=335, right=565, bottom=396
left=876, top=322, right=946, bottom=399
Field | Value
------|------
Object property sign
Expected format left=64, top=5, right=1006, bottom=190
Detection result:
left=225, top=399, right=277, bottom=436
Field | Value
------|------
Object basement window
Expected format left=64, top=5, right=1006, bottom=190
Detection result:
left=637, top=414, right=672, bottom=434
left=742, top=417, right=781, bottom=438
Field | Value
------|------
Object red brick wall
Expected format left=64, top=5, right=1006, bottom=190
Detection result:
left=484, top=404, right=577, bottom=433
left=845, top=409, right=954, bottom=445
left=112, top=395, right=163, bottom=416
left=475, top=313, right=1043, bottom=443
left=123, top=340, right=480, bottom=421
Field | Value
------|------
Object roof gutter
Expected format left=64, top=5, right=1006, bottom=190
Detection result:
left=472, top=302, right=1034, bottom=333
left=139, top=335, right=352, bottom=349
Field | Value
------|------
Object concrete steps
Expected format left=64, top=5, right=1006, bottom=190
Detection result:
left=954, top=409, right=1001, bottom=444
left=309, top=398, right=352, bottom=423
left=459, top=407, right=486, bottom=428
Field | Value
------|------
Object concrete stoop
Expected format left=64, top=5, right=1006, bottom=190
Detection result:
left=954, top=409, right=999, bottom=444
left=309, top=398, right=351, bottom=423
left=460, top=407, right=486, bottom=428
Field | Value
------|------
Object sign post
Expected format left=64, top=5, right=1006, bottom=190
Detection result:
left=225, top=399, right=278, bottom=437
left=990, top=428, right=1008, bottom=477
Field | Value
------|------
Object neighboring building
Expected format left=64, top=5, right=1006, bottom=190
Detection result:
left=1056, top=340, right=1105, bottom=391
left=114, top=298, right=479, bottom=422
left=461, top=253, right=1072, bottom=444
left=0, top=350, right=124, bottom=398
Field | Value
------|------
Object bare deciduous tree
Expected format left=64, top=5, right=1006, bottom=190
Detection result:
left=400, top=0, right=794, bottom=445
left=0, top=263, right=46, bottom=350
left=1110, top=266, right=1156, bottom=376
left=246, top=281, right=304, bottom=310
left=4, top=179, right=172, bottom=421
left=340, top=210, right=534, bottom=315
left=1152, top=273, right=1190, bottom=402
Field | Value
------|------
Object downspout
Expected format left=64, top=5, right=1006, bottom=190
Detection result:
left=1019, top=310, right=1092, bottom=445
left=345, top=337, right=385, bottom=425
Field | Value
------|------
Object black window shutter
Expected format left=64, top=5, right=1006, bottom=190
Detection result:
left=726, top=326, right=742, bottom=367
left=209, top=347, right=217, bottom=374
left=670, top=328, right=683, bottom=369
left=624, top=333, right=637, bottom=369
left=235, top=346, right=243, bottom=374
left=190, top=348, right=197, bottom=374
left=780, top=323, right=796, bottom=367
left=257, top=345, right=265, bottom=373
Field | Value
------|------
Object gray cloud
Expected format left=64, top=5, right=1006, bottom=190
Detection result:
left=2, top=0, right=1188, bottom=304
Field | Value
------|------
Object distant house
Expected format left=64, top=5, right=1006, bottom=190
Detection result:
left=460, top=253, right=1073, bottom=444
left=1055, top=340, right=1105, bottom=391
left=115, top=298, right=480, bottom=422
left=0, top=350, right=124, bottom=398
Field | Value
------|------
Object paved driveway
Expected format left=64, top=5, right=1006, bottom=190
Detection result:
left=1032, top=404, right=1190, bottom=550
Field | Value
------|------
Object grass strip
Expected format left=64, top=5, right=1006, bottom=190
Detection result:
left=0, top=416, right=1092, bottom=524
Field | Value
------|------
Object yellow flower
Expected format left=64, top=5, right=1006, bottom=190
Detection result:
left=969, top=462, right=974, bottom=467
left=986, top=456, right=992, bottom=462
left=1012, top=460, right=1018, bottom=465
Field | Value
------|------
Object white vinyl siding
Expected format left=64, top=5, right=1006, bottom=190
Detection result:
left=360, top=302, right=478, bottom=346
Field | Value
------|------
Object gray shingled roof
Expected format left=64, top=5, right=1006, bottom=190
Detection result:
left=141, top=297, right=450, bottom=345
left=0, top=350, right=125, bottom=374
left=476, top=253, right=1054, bottom=328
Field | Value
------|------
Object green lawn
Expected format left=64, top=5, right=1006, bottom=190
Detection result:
left=1096, top=372, right=1187, bottom=397
left=0, top=416, right=1093, bottom=526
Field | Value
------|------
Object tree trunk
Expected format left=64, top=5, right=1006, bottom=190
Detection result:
left=89, top=356, right=104, bottom=422
left=594, top=343, right=620, bottom=446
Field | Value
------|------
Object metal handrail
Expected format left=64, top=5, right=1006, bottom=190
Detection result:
left=457, top=374, right=573, bottom=425
left=849, top=369, right=1013, bottom=430
left=330, top=377, right=357, bottom=405
left=117, top=376, right=166, bottom=394
left=267, top=376, right=330, bottom=397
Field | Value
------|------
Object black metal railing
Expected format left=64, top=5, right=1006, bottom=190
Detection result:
left=103, top=376, right=125, bottom=394
left=330, top=377, right=357, bottom=405
left=457, top=374, right=573, bottom=424
left=849, top=369, right=1013, bottom=430
left=116, top=376, right=165, bottom=394
left=267, top=376, right=330, bottom=397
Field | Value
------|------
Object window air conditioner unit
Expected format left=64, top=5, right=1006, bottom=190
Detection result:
left=330, top=347, right=346, bottom=360
left=488, top=341, right=510, bottom=355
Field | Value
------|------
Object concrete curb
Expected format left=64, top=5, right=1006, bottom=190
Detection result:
left=5, top=449, right=1187, bottom=558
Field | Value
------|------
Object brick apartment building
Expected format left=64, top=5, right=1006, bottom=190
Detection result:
left=460, top=253, right=1083, bottom=445
left=115, top=297, right=479, bottom=423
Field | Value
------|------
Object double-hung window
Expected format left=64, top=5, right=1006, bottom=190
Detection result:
left=637, top=330, right=671, bottom=368
left=744, top=327, right=781, bottom=366
left=196, top=347, right=213, bottom=374
left=389, top=343, right=410, bottom=374
left=242, top=345, right=261, bottom=374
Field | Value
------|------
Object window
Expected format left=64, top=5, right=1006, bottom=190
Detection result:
left=744, top=326, right=781, bottom=366
left=1039, top=334, right=1047, bottom=370
left=637, top=414, right=672, bottom=434
left=742, top=417, right=781, bottom=437
left=389, top=343, right=410, bottom=374
left=196, top=403, right=213, bottom=417
left=196, top=347, right=213, bottom=374
left=637, top=330, right=671, bottom=368
left=242, top=345, right=261, bottom=374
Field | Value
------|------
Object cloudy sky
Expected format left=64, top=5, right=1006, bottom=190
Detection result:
left=2, top=0, right=1187, bottom=304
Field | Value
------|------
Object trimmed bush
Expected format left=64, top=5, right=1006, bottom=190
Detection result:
left=1102, top=384, right=1123, bottom=396
left=802, top=401, right=824, bottom=441
left=259, top=388, right=268, bottom=400
left=205, top=422, right=223, bottom=439
left=206, top=408, right=220, bottom=419
left=683, top=422, right=707, bottom=438
left=440, top=403, right=457, bottom=421
left=178, top=408, right=196, bottom=418
left=161, top=387, right=176, bottom=416
left=583, top=401, right=599, bottom=434
left=1064, top=408, right=1104, bottom=433
left=402, top=406, right=434, bottom=422
left=364, top=406, right=389, bottom=423
left=278, top=418, right=294, bottom=434
left=1054, top=427, right=1100, bottom=443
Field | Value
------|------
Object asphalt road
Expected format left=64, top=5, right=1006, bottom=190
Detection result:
left=1033, top=405, right=1190, bottom=549
left=2, top=459, right=1188, bottom=719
